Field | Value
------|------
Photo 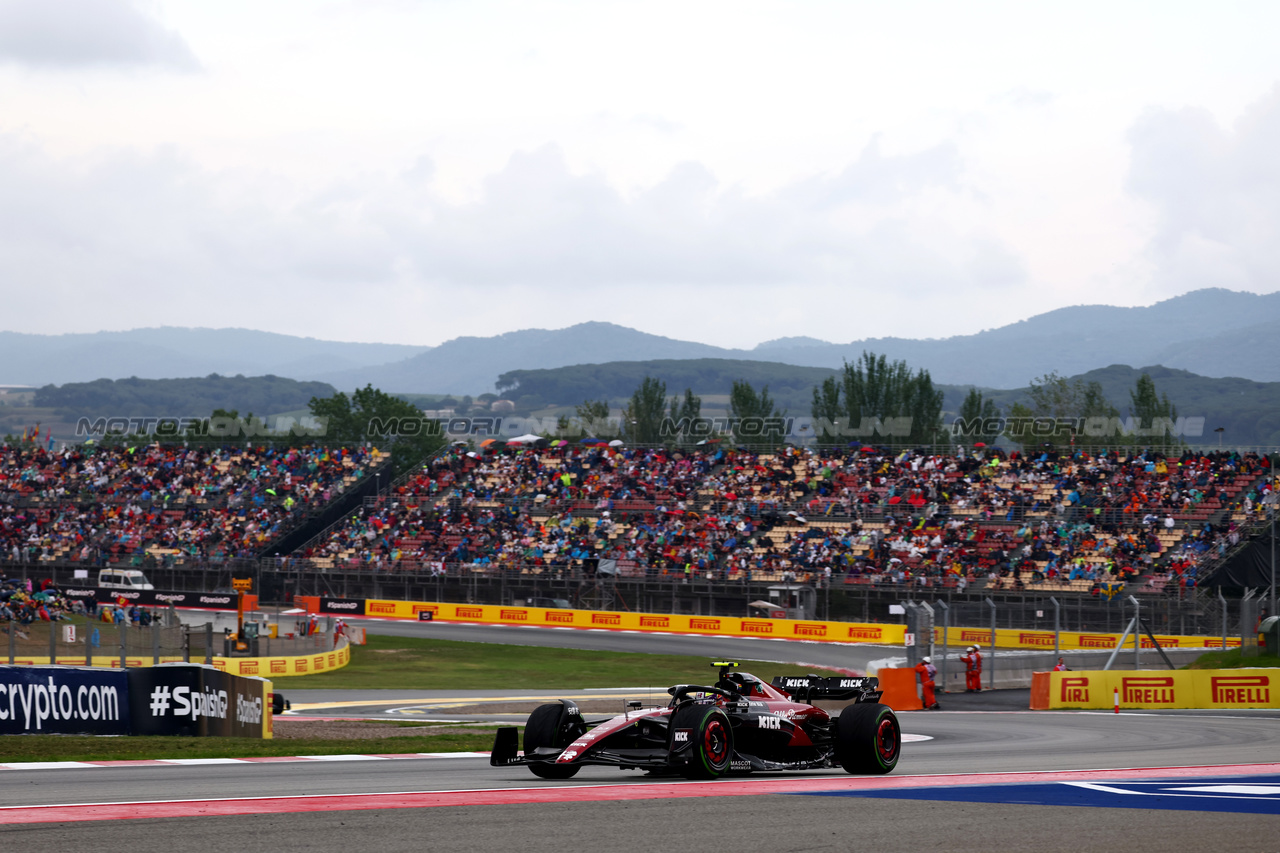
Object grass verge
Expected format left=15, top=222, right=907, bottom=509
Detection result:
left=0, top=729, right=504, bottom=763
left=271, top=633, right=843, bottom=690
left=1185, top=648, right=1280, bottom=669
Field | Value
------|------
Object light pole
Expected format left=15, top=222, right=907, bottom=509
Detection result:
left=1214, top=427, right=1225, bottom=451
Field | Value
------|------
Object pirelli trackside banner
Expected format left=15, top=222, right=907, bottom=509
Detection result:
left=1034, top=669, right=1280, bottom=710
left=335, top=598, right=907, bottom=644
left=213, top=644, right=351, bottom=679
left=308, top=597, right=1236, bottom=651
left=934, top=626, right=1240, bottom=652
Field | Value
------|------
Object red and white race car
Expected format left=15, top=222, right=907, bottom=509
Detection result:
left=491, top=662, right=901, bottom=779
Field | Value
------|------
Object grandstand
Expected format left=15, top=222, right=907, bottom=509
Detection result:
left=1, top=439, right=1274, bottom=634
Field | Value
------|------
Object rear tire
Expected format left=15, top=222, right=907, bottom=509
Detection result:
left=835, top=703, right=900, bottom=775
left=670, top=704, right=733, bottom=779
left=524, top=702, right=583, bottom=779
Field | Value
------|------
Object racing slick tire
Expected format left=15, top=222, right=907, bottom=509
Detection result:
left=524, top=702, right=584, bottom=779
left=835, top=702, right=901, bottom=775
left=670, top=704, right=733, bottom=779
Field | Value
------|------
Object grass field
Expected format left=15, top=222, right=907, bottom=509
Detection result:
left=271, top=633, right=844, bottom=690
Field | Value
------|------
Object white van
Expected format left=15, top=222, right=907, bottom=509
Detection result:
left=97, top=569, right=154, bottom=590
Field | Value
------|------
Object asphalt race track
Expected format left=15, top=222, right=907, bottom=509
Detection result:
left=3, top=619, right=1279, bottom=851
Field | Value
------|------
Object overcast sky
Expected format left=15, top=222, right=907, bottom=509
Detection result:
left=1, top=0, right=1278, bottom=349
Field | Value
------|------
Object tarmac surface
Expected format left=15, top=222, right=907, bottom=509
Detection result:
left=4, top=616, right=1279, bottom=851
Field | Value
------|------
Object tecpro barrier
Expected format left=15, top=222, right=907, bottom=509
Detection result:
left=0, top=664, right=272, bottom=736
left=1030, top=669, right=1280, bottom=710
left=298, top=596, right=1236, bottom=651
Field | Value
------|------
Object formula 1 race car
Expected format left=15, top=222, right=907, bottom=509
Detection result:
left=490, top=662, right=901, bottom=779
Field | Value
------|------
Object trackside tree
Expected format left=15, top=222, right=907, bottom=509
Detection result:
left=953, top=388, right=1002, bottom=447
left=810, top=352, right=944, bottom=446
left=308, top=385, right=445, bottom=473
left=623, top=377, right=668, bottom=444
left=729, top=380, right=786, bottom=446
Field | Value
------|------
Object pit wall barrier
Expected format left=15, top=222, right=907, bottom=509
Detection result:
left=2, top=640, right=350, bottom=680
left=297, top=595, right=1237, bottom=651
left=1030, top=669, right=1280, bottom=710
left=0, top=664, right=273, bottom=737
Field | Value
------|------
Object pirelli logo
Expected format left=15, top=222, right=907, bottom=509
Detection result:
left=1060, top=676, right=1090, bottom=703
left=960, top=630, right=992, bottom=642
left=328, top=654, right=337, bottom=667
left=741, top=621, right=773, bottom=635
left=1122, top=676, right=1176, bottom=704
left=545, top=611, right=574, bottom=624
left=847, top=627, right=883, bottom=640
left=1202, top=638, right=1242, bottom=648
left=794, top=623, right=828, bottom=638
left=1079, top=634, right=1116, bottom=648
left=690, top=618, right=721, bottom=631
left=1211, top=675, right=1271, bottom=704
left=640, top=616, right=670, bottom=628
left=295, top=659, right=308, bottom=673
left=1018, top=632, right=1054, bottom=647
left=368, top=602, right=396, bottom=615
left=455, top=606, right=484, bottom=619
left=500, top=609, right=528, bottom=621
left=591, top=613, right=621, bottom=626
left=240, top=660, right=259, bottom=675
left=270, top=659, right=287, bottom=674
left=413, top=605, right=439, bottom=617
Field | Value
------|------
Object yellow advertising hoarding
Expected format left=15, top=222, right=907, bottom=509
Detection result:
left=1041, top=669, right=1279, bottom=710
left=363, top=598, right=908, bottom=645
left=934, top=626, right=1239, bottom=652
left=5, top=644, right=353, bottom=679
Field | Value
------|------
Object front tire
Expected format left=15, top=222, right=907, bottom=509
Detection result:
left=524, top=702, right=583, bottom=779
left=670, top=704, right=733, bottom=779
left=835, top=703, right=900, bottom=775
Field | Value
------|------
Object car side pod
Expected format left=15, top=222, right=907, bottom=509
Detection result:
left=490, top=726, right=521, bottom=766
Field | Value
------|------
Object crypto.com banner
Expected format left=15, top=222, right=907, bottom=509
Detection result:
left=0, top=666, right=129, bottom=735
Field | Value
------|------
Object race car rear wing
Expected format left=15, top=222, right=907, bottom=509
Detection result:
left=770, top=675, right=882, bottom=704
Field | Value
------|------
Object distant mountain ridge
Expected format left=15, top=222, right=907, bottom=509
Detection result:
left=0, top=327, right=431, bottom=386
left=4, top=289, right=1279, bottom=393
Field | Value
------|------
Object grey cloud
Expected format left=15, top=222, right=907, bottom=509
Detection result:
left=0, top=0, right=199, bottom=71
left=1127, top=86, right=1280, bottom=291
left=0, top=134, right=1025, bottom=332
